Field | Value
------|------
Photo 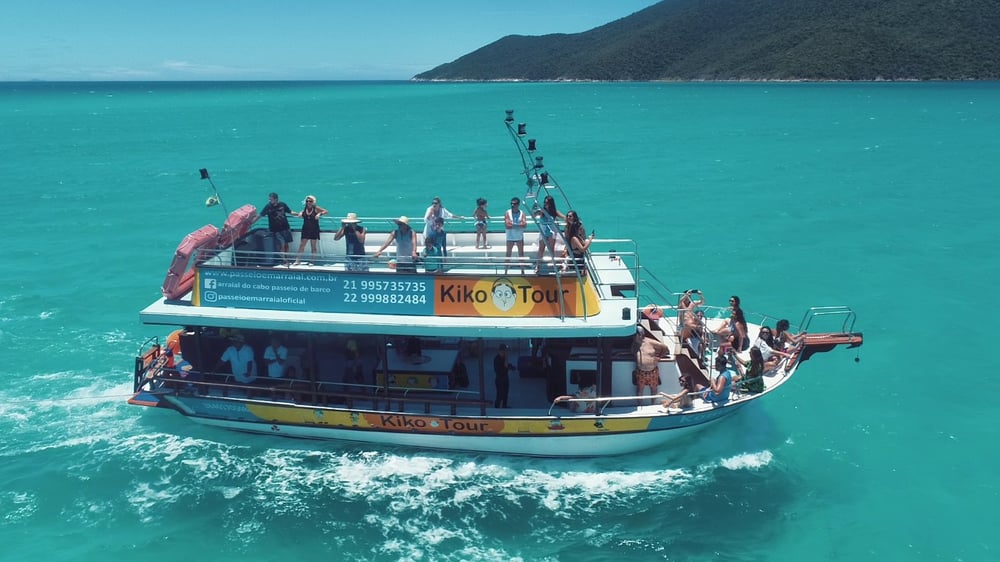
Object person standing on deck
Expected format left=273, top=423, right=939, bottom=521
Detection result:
left=504, top=197, right=527, bottom=274
left=635, top=326, right=669, bottom=405
left=533, top=195, right=565, bottom=274
left=493, top=344, right=515, bottom=408
left=375, top=216, right=419, bottom=273
left=291, top=195, right=328, bottom=265
left=216, top=334, right=257, bottom=384
left=263, top=335, right=288, bottom=379
left=253, top=192, right=294, bottom=262
left=423, top=197, right=462, bottom=241
left=423, top=217, right=448, bottom=272
left=334, top=212, right=368, bottom=272
left=472, top=197, right=490, bottom=249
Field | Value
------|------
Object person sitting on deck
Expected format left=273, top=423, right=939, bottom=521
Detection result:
left=678, top=290, right=707, bottom=357
left=755, top=326, right=794, bottom=371
left=713, top=296, right=739, bottom=337
left=714, top=296, right=749, bottom=353
left=661, top=355, right=732, bottom=409
left=216, top=333, right=257, bottom=384
left=774, top=318, right=806, bottom=351
left=735, top=346, right=765, bottom=394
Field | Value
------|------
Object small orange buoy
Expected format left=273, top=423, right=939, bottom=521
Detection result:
left=643, top=304, right=663, bottom=320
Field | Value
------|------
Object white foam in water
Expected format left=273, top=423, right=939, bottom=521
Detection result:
left=719, top=450, right=774, bottom=470
left=1, top=491, right=38, bottom=524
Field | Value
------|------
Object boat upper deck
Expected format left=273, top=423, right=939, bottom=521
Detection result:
left=142, top=225, right=643, bottom=338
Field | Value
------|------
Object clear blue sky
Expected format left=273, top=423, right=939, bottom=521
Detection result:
left=1, top=1, right=660, bottom=81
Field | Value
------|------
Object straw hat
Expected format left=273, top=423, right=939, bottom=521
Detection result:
left=394, top=215, right=410, bottom=225
left=342, top=212, right=361, bottom=224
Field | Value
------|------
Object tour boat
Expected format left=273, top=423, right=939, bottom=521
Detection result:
left=129, top=111, right=863, bottom=457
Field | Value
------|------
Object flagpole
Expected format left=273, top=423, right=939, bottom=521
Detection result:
left=199, top=168, right=230, bottom=216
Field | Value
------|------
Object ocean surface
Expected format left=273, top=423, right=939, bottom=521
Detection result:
left=2, top=81, right=997, bottom=561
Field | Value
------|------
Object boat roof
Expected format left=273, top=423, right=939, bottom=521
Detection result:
left=141, top=232, right=642, bottom=338
left=139, top=291, right=638, bottom=338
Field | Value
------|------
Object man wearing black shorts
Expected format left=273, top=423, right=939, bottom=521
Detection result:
left=255, top=192, right=294, bottom=261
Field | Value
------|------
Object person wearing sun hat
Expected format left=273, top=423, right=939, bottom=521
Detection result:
left=375, top=216, right=418, bottom=273
left=335, top=212, right=368, bottom=272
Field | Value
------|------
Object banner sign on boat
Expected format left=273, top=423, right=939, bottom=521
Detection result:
left=193, top=267, right=599, bottom=317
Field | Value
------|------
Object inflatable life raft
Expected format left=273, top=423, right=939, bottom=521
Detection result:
left=161, top=205, right=256, bottom=300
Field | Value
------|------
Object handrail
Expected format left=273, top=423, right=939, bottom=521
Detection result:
left=197, top=245, right=638, bottom=272
left=145, top=369, right=489, bottom=414
left=504, top=109, right=595, bottom=320
left=798, top=306, right=858, bottom=335
left=545, top=389, right=721, bottom=416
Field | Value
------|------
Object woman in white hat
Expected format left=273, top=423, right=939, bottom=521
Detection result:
left=375, top=216, right=418, bottom=273
left=334, top=212, right=368, bottom=271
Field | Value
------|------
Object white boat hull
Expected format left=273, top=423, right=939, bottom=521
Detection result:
left=144, top=392, right=745, bottom=457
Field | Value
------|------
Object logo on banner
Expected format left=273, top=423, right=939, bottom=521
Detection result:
left=491, top=278, right=517, bottom=311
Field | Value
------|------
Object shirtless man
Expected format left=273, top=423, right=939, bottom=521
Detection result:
left=635, top=327, right=669, bottom=405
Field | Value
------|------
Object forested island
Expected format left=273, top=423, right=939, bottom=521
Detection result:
left=413, top=0, right=1000, bottom=81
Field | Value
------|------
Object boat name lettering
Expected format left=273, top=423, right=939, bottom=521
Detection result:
left=438, top=283, right=569, bottom=305
left=378, top=414, right=492, bottom=433
left=200, top=401, right=248, bottom=413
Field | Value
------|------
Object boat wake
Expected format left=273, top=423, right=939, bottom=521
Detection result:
left=1, top=377, right=786, bottom=561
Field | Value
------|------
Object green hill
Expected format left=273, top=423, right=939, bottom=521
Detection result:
left=413, top=0, right=1000, bottom=81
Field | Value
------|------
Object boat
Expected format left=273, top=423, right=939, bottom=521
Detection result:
left=129, top=110, right=863, bottom=457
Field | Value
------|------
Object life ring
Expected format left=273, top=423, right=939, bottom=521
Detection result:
left=166, top=329, right=182, bottom=354
left=162, top=224, right=220, bottom=300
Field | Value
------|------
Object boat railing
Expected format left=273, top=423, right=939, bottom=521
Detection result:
left=197, top=245, right=616, bottom=276
left=798, top=305, right=859, bottom=335
left=546, top=392, right=699, bottom=416
left=141, top=367, right=490, bottom=416
left=636, top=266, right=676, bottom=308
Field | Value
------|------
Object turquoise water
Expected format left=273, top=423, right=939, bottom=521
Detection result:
left=2, top=81, right=997, bottom=561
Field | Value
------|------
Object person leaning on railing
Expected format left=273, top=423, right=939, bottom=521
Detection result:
left=562, top=210, right=594, bottom=273
left=334, top=212, right=368, bottom=271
